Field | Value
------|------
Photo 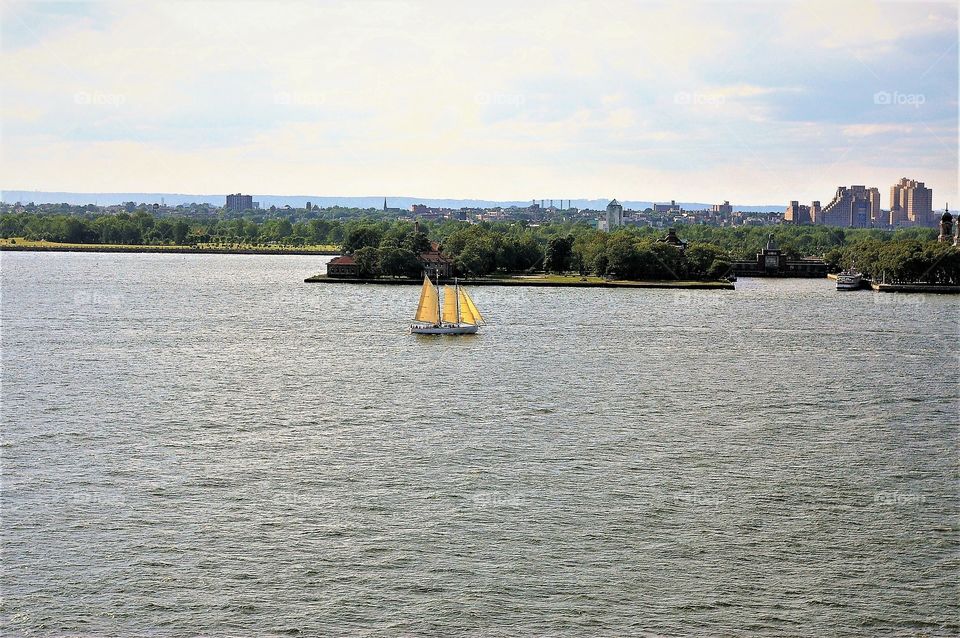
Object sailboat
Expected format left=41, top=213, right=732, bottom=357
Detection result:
left=411, top=276, right=485, bottom=335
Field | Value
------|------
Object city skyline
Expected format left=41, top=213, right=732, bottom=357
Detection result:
left=1, top=177, right=950, bottom=216
left=2, top=1, right=958, bottom=204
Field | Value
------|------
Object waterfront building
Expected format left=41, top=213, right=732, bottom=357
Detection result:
left=657, top=227, right=688, bottom=251
left=419, top=242, right=454, bottom=279
left=225, top=193, right=253, bottom=213
left=326, top=255, right=360, bottom=277
left=819, top=186, right=880, bottom=228
left=890, top=178, right=933, bottom=226
left=729, top=234, right=828, bottom=277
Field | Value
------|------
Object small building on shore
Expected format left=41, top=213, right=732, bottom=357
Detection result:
left=729, top=234, right=827, bottom=277
left=420, top=242, right=454, bottom=279
left=657, top=227, right=688, bottom=251
left=326, top=255, right=360, bottom=277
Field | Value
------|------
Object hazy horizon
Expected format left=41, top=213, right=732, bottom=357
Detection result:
left=0, top=188, right=792, bottom=211
left=2, top=0, right=958, bottom=204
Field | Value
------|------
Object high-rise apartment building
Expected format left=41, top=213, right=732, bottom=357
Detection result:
left=784, top=200, right=821, bottom=225
left=711, top=201, right=733, bottom=216
left=819, top=185, right=880, bottom=228
left=225, top=193, right=253, bottom=212
left=889, top=178, right=933, bottom=227
left=652, top=200, right=679, bottom=214
left=785, top=201, right=808, bottom=224
left=810, top=200, right=821, bottom=224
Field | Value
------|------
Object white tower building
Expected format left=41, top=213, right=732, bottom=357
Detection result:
left=605, top=199, right=624, bottom=231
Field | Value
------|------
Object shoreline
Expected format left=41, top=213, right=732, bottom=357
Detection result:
left=0, top=244, right=338, bottom=256
left=828, top=273, right=959, bottom=293
left=304, top=274, right=735, bottom=290
left=871, top=282, right=960, bottom=294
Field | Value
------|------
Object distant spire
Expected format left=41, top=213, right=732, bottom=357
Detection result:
left=383, top=198, right=387, bottom=211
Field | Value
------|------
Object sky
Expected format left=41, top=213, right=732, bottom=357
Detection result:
left=1, top=0, right=958, bottom=205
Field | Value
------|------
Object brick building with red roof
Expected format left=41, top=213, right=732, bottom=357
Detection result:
left=326, top=255, right=360, bottom=277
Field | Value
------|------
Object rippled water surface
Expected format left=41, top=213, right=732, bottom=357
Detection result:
left=2, top=251, right=958, bottom=636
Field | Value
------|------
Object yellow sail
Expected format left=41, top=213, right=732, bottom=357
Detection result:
left=441, top=285, right=459, bottom=324
left=458, top=287, right=484, bottom=325
left=458, top=294, right=476, bottom=324
left=414, top=277, right=439, bottom=324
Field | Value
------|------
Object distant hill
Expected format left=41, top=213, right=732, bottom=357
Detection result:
left=0, top=190, right=785, bottom=213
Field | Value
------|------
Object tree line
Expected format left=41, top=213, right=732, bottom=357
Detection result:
left=0, top=211, right=347, bottom=247
left=1, top=210, right=953, bottom=282
left=825, top=239, right=959, bottom=285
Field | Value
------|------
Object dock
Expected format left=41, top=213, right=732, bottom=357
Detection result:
left=828, top=273, right=960, bottom=293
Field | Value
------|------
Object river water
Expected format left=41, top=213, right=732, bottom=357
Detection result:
left=2, top=251, right=957, bottom=636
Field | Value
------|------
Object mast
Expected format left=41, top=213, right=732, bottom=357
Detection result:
left=455, top=277, right=461, bottom=324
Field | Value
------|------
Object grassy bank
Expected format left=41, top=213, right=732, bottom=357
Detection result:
left=304, top=273, right=735, bottom=290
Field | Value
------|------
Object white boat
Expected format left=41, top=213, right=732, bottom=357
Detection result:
left=411, top=276, right=485, bottom=335
left=836, top=268, right=862, bottom=290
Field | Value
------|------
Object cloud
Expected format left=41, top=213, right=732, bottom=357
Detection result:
left=782, top=0, right=956, bottom=55
left=842, top=124, right=916, bottom=137
left=0, top=0, right=956, bottom=204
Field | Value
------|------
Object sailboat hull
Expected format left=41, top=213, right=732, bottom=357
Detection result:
left=410, top=324, right=479, bottom=335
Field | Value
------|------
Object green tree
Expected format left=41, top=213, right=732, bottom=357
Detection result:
left=497, top=234, right=542, bottom=272
left=645, top=243, right=685, bottom=279
left=404, top=231, right=432, bottom=255
left=378, top=247, right=422, bottom=278
left=354, top=246, right=380, bottom=277
left=173, top=220, right=190, bottom=245
left=61, top=217, right=84, bottom=243
left=706, top=258, right=732, bottom=280
left=544, top=235, right=574, bottom=273
left=605, top=235, right=642, bottom=278
left=342, top=225, right=383, bottom=252
left=685, top=242, right=730, bottom=279
left=456, top=238, right=497, bottom=276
